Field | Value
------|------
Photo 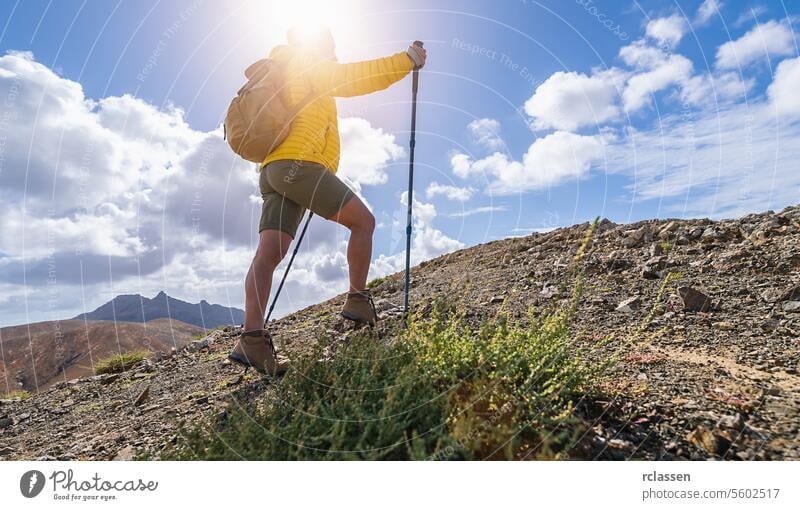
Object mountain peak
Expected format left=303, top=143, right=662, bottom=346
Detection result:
left=73, top=292, right=244, bottom=328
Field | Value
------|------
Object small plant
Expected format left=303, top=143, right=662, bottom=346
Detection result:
left=366, top=276, right=385, bottom=289
left=660, top=241, right=672, bottom=254
left=164, top=298, right=608, bottom=460
left=192, top=324, right=226, bottom=340
left=1, top=389, right=31, bottom=400
left=94, top=350, right=150, bottom=375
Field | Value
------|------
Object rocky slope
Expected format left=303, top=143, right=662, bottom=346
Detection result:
left=1, top=205, right=798, bottom=460
left=0, top=318, right=203, bottom=393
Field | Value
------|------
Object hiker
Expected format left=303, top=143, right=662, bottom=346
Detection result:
left=228, top=26, right=427, bottom=375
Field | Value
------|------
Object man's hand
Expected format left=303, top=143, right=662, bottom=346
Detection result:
left=406, top=42, right=427, bottom=68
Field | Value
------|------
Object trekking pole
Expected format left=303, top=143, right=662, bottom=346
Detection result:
left=263, top=212, right=313, bottom=327
left=403, top=41, right=423, bottom=322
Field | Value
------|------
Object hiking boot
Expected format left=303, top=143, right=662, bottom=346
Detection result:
left=228, top=329, right=289, bottom=376
left=341, top=289, right=378, bottom=325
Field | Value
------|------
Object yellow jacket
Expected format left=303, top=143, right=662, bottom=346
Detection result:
left=262, top=44, right=414, bottom=173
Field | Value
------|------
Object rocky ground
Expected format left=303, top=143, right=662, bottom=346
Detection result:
left=1, top=205, right=798, bottom=461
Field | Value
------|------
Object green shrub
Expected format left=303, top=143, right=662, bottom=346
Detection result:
left=166, top=325, right=458, bottom=460
left=165, top=302, right=606, bottom=460
left=1, top=389, right=31, bottom=400
left=366, top=276, right=385, bottom=289
left=94, top=350, right=150, bottom=375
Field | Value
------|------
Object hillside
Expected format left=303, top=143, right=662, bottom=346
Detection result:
left=73, top=291, right=244, bottom=328
left=0, top=318, right=203, bottom=392
left=0, top=204, right=798, bottom=460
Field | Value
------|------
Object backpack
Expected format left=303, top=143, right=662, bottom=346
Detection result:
left=224, top=58, right=312, bottom=163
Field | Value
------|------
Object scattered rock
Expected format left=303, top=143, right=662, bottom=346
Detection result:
left=717, top=413, right=745, bottom=431
left=760, top=319, right=779, bottom=332
left=133, top=386, right=150, bottom=407
left=0, top=417, right=12, bottom=429
left=678, top=286, right=713, bottom=312
left=607, top=438, right=633, bottom=450
left=687, top=426, right=731, bottom=456
left=782, top=301, right=800, bottom=312
left=763, top=284, right=800, bottom=303
left=374, top=299, right=399, bottom=312
left=540, top=283, right=558, bottom=299
left=623, top=225, right=653, bottom=247
left=112, top=445, right=135, bottom=461
left=616, top=297, right=641, bottom=313
left=713, top=321, right=734, bottom=331
left=100, top=373, right=120, bottom=385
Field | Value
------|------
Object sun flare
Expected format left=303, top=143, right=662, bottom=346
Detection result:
left=243, top=0, right=369, bottom=53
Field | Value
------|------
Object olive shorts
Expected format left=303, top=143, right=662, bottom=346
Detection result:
left=259, top=159, right=355, bottom=237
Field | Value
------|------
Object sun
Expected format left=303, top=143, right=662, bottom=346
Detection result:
left=243, top=0, right=369, bottom=53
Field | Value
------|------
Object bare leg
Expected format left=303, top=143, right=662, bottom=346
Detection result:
left=328, top=196, right=375, bottom=292
left=244, top=229, right=293, bottom=331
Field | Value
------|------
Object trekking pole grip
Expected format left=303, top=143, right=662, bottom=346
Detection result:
left=412, top=41, right=424, bottom=72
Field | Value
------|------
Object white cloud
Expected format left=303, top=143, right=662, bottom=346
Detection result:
left=767, top=57, right=800, bottom=117
left=445, top=206, right=507, bottom=218
left=734, top=6, right=766, bottom=28
left=646, top=15, right=687, bottom=47
left=715, top=20, right=795, bottom=69
left=425, top=181, right=475, bottom=201
left=371, top=193, right=463, bottom=276
left=681, top=71, right=755, bottom=106
left=619, top=40, right=694, bottom=111
left=467, top=118, right=503, bottom=150
left=695, top=0, right=723, bottom=26
left=524, top=69, right=624, bottom=131
left=450, top=131, right=606, bottom=194
left=604, top=98, right=800, bottom=218
left=517, top=131, right=606, bottom=192
left=337, top=117, right=405, bottom=188
left=450, top=152, right=474, bottom=179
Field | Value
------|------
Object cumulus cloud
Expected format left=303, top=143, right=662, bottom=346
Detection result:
left=371, top=193, right=463, bottom=276
left=695, top=0, right=723, bottom=26
left=450, top=131, right=606, bottom=194
left=524, top=70, right=624, bottom=131
left=646, top=15, right=687, bottom=47
left=467, top=118, right=503, bottom=150
left=425, top=181, right=475, bottom=201
left=767, top=57, right=800, bottom=117
left=337, top=117, right=404, bottom=189
left=715, top=20, right=795, bottom=69
left=680, top=71, right=755, bottom=106
left=619, top=40, right=694, bottom=112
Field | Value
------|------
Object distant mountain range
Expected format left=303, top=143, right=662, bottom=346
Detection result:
left=73, top=291, right=244, bottom=329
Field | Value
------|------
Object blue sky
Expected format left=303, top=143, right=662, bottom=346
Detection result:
left=1, top=0, right=798, bottom=327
